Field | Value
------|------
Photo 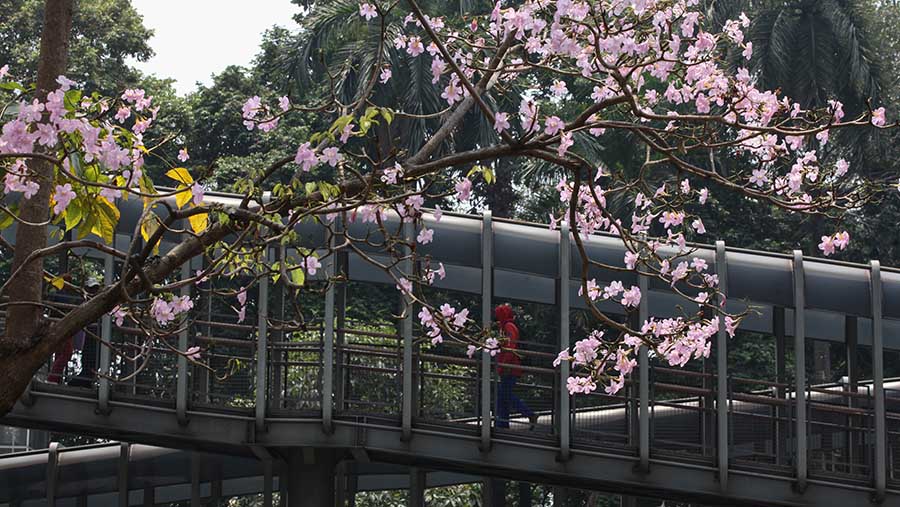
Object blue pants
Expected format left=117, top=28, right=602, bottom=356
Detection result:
left=496, top=375, right=534, bottom=428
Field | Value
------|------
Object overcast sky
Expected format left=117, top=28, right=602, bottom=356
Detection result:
left=130, top=0, right=298, bottom=95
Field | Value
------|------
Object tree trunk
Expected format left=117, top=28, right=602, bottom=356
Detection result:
left=1, top=0, right=74, bottom=402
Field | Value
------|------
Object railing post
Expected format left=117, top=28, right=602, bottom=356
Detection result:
left=715, top=241, right=729, bottom=490
left=638, top=270, right=649, bottom=473
left=118, top=443, right=130, bottom=507
left=323, top=243, right=336, bottom=435
left=256, top=249, right=270, bottom=434
left=47, top=442, right=58, bottom=507
left=402, top=222, right=414, bottom=441
left=870, top=260, right=886, bottom=500
left=774, top=306, right=786, bottom=466
left=558, top=220, right=571, bottom=461
left=98, top=252, right=114, bottom=415
left=792, top=250, right=807, bottom=492
left=480, top=210, right=493, bottom=452
left=176, top=262, right=190, bottom=426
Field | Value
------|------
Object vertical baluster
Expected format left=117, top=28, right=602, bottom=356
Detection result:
left=256, top=249, right=270, bottom=434
left=871, top=260, right=886, bottom=500
left=792, top=250, right=807, bottom=492
left=323, top=241, right=336, bottom=434
left=177, top=262, right=190, bottom=425
left=558, top=220, right=571, bottom=461
left=402, top=222, right=414, bottom=441
left=480, top=211, right=493, bottom=452
left=98, top=252, right=114, bottom=415
left=715, top=241, right=729, bottom=489
left=638, top=270, right=649, bottom=472
left=118, top=443, right=130, bottom=507
left=47, top=442, right=58, bottom=507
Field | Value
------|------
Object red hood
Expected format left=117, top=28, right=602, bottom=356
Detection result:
left=494, top=304, right=515, bottom=323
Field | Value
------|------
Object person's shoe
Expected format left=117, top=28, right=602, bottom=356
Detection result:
left=528, top=413, right=539, bottom=430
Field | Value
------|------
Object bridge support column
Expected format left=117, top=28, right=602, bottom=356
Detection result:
left=408, top=467, right=425, bottom=507
left=287, top=449, right=337, bottom=507
left=552, top=486, right=568, bottom=507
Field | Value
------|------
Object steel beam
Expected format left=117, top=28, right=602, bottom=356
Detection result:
left=715, top=241, right=728, bottom=490
left=481, top=211, right=493, bottom=452
left=323, top=241, right=336, bottom=434
left=792, top=251, right=807, bottom=492
left=98, top=252, right=114, bottom=415
left=191, top=452, right=201, bottom=507
left=558, top=220, right=571, bottom=461
left=638, top=270, right=649, bottom=473
left=256, top=250, right=270, bottom=434
left=177, top=262, right=190, bottom=426
left=408, top=467, right=426, bottom=507
left=871, top=261, right=886, bottom=500
left=402, top=222, right=414, bottom=441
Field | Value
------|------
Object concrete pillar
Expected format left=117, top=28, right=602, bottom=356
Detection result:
left=287, top=449, right=337, bottom=507
left=408, top=467, right=425, bottom=507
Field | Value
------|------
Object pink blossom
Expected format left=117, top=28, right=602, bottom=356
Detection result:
left=396, top=278, right=413, bottom=295
left=178, top=148, right=189, bottom=162
left=379, top=67, right=392, bottom=84
left=110, top=306, right=127, bottom=327
left=100, top=187, right=122, bottom=201
left=191, top=182, right=205, bottom=206
left=557, top=132, right=573, bottom=156
left=455, top=178, right=472, bottom=201
left=835, top=159, right=850, bottom=177
left=605, top=376, right=625, bottom=395
left=56, top=75, right=76, bottom=91
left=544, top=115, right=565, bottom=135
left=0, top=64, right=8, bottom=80
left=624, top=251, right=638, bottom=270
left=494, top=112, right=510, bottom=133
left=621, top=286, right=641, bottom=308
left=407, top=36, right=425, bottom=57
left=381, top=162, right=403, bottom=184
left=320, top=147, right=343, bottom=167
left=441, top=79, right=463, bottom=105
left=691, top=258, right=708, bottom=272
left=872, top=107, right=886, bottom=127
left=279, top=96, right=291, bottom=112
left=550, top=80, right=568, bottom=97
left=433, top=206, right=443, bottom=222
left=242, top=96, right=261, bottom=119
left=52, top=183, right=76, bottom=215
left=818, top=235, right=836, bottom=256
left=359, top=3, right=377, bottom=20
left=294, top=142, right=318, bottom=172
left=484, top=337, right=500, bottom=356
left=237, top=289, right=248, bottom=306
left=186, top=346, right=202, bottom=360
left=305, top=256, right=322, bottom=276
left=692, top=218, right=706, bottom=235
left=466, top=345, right=477, bottom=358
left=553, top=349, right=571, bottom=367
left=417, top=228, right=434, bottom=244
left=834, top=231, right=850, bottom=250
left=115, top=107, right=131, bottom=123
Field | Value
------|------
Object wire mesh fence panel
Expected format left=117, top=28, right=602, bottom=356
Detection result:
left=571, top=381, right=633, bottom=450
left=418, top=342, right=480, bottom=424
left=887, top=389, right=900, bottom=483
left=269, top=328, right=322, bottom=413
left=650, top=365, right=716, bottom=460
left=338, top=325, right=402, bottom=417
left=729, top=378, right=790, bottom=469
left=191, top=278, right=259, bottom=411
left=806, top=385, right=874, bottom=479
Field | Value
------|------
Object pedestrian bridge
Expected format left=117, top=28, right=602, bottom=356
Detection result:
left=3, top=191, right=900, bottom=506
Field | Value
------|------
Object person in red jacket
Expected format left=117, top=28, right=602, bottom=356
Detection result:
left=495, top=304, right=537, bottom=429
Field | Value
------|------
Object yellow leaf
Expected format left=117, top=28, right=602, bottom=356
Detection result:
left=50, top=276, right=65, bottom=290
left=93, top=198, right=120, bottom=244
left=188, top=211, right=208, bottom=234
left=175, top=185, right=192, bottom=209
left=165, top=167, right=194, bottom=186
left=141, top=212, right=161, bottom=254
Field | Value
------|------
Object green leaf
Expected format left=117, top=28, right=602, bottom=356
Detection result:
left=290, top=266, right=306, bottom=286
left=380, top=107, right=394, bottom=125
left=0, top=204, right=18, bottom=230
left=64, top=200, right=83, bottom=231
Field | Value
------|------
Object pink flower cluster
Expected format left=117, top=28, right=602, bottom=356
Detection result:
left=150, top=295, right=194, bottom=326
